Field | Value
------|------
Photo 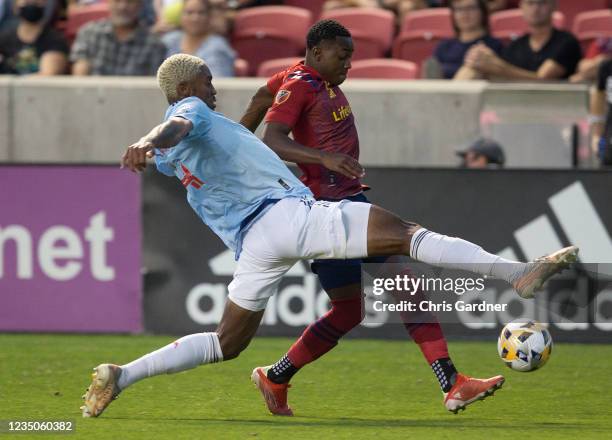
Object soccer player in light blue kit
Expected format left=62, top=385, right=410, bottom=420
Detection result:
left=81, top=54, right=578, bottom=418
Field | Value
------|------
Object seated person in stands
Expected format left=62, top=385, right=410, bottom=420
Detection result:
left=571, top=37, right=612, bottom=83
left=487, top=0, right=511, bottom=12
left=162, top=0, right=235, bottom=77
left=455, top=0, right=581, bottom=81
left=71, top=0, right=166, bottom=76
left=434, top=0, right=503, bottom=79
left=0, top=0, right=67, bottom=74
left=380, top=0, right=443, bottom=26
left=590, top=59, right=612, bottom=166
left=324, top=0, right=379, bottom=11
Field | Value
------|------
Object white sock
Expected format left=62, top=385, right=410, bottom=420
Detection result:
left=117, top=332, right=223, bottom=391
left=410, top=228, right=526, bottom=283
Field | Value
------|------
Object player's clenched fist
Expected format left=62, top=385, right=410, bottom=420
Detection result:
left=121, top=140, right=155, bottom=173
left=320, top=152, right=365, bottom=179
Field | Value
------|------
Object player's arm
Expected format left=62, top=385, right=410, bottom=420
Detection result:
left=239, top=85, right=275, bottom=133
left=263, top=121, right=364, bottom=179
left=121, top=117, right=193, bottom=172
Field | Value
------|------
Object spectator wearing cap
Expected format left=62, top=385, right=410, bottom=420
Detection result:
left=455, top=0, right=581, bottom=81
left=71, top=0, right=166, bottom=76
left=457, top=138, right=506, bottom=168
left=433, top=0, right=503, bottom=79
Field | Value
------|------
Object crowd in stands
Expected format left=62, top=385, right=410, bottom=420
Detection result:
left=0, top=0, right=609, bottom=80
left=0, top=0, right=610, bottom=163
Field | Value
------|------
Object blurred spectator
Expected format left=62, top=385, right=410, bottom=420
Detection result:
left=71, top=0, right=166, bottom=75
left=380, top=1, right=444, bottom=26
left=487, top=0, right=508, bottom=12
left=589, top=59, right=612, bottom=166
left=433, top=0, right=503, bottom=79
left=324, top=0, right=379, bottom=11
left=0, top=0, right=68, bottom=74
left=0, top=0, right=16, bottom=32
left=455, top=0, right=581, bottom=81
left=456, top=137, right=506, bottom=168
left=152, top=0, right=182, bottom=33
left=570, top=37, right=612, bottom=83
left=229, top=0, right=282, bottom=7
left=162, top=0, right=235, bottom=77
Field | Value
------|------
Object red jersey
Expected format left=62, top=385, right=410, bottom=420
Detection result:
left=265, top=62, right=362, bottom=200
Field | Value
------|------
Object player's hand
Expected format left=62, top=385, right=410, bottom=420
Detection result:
left=320, top=152, right=365, bottom=179
left=121, top=139, right=155, bottom=173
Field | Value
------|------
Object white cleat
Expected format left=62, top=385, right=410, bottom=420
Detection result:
left=513, top=246, right=579, bottom=299
left=81, top=364, right=122, bottom=418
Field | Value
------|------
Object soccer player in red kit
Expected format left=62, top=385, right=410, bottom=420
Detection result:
left=240, top=20, right=505, bottom=416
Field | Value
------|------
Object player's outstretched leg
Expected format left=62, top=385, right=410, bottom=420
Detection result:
left=366, top=204, right=579, bottom=299
left=81, top=300, right=263, bottom=418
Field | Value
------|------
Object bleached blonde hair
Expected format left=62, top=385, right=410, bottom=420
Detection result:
left=157, top=54, right=206, bottom=103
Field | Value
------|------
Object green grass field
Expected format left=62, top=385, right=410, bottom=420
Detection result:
left=1, top=333, right=610, bottom=440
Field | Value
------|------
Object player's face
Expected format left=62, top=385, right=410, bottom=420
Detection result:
left=316, top=36, right=353, bottom=86
left=193, top=66, right=217, bottom=110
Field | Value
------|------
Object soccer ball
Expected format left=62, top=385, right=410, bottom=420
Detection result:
left=497, top=320, right=553, bottom=372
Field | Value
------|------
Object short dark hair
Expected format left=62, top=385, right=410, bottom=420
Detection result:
left=306, top=19, right=351, bottom=50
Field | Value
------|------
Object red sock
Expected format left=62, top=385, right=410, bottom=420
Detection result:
left=287, top=295, right=363, bottom=368
left=404, top=322, right=449, bottom=364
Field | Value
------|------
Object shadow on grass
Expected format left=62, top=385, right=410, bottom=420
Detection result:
left=103, top=416, right=592, bottom=431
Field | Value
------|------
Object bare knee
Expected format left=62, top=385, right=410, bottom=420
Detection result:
left=367, top=205, right=422, bottom=256
left=217, top=330, right=252, bottom=360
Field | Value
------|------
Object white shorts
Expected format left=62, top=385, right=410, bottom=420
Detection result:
left=227, top=197, right=371, bottom=311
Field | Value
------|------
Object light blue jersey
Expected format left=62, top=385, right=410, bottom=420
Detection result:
left=155, top=96, right=313, bottom=258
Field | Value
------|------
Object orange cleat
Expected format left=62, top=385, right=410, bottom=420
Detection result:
left=81, top=364, right=122, bottom=418
left=444, top=373, right=505, bottom=414
left=251, top=366, right=293, bottom=416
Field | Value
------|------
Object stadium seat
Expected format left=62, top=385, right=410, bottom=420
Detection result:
left=399, top=8, right=453, bottom=37
left=491, top=9, right=566, bottom=43
left=573, top=10, right=612, bottom=53
left=257, top=57, right=303, bottom=77
left=232, top=6, right=312, bottom=76
left=392, top=30, right=448, bottom=72
left=284, top=0, right=325, bottom=22
left=65, top=3, right=110, bottom=43
left=320, top=8, right=396, bottom=60
left=572, top=9, right=612, bottom=36
left=348, top=59, right=418, bottom=80
left=234, top=58, right=250, bottom=77
left=557, top=0, right=610, bottom=31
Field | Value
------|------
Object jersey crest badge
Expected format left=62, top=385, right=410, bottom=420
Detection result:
left=275, top=89, right=291, bottom=104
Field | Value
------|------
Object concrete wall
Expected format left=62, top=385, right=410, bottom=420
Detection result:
left=0, top=77, right=11, bottom=162
left=482, top=83, right=590, bottom=168
left=0, top=76, right=589, bottom=167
